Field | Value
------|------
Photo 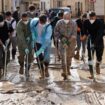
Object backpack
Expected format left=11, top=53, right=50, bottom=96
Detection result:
left=8, top=19, right=15, bottom=33
left=34, top=21, right=51, bottom=33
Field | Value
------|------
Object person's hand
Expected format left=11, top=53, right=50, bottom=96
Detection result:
left=3, top=45, right=6, bottom=51
left=5, top=39, right=10, bottom=45
left=77, top=27, right=81, bottom=32
left=35, top=48, right=44, bottom=57
left=63, top=44, right=68, bottom=49
left=25, top=48, right=29, bottom=54
left=80, top=35, right=87, bottom=41
left=26, top=37, right=30, bottom=43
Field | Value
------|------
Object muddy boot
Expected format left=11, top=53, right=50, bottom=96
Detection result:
left=88, top=65, right=94, bottom=79
left=39, top=70, right=45, bottom=79
left=45, top=66, right=49, bottom=77
left=67, top=66, right=71, bottom=75
left=96, top=63, right=100, bottom=75
left=74, top=51, right=79, bottom=60
left=61, top=72, right=67, bottom=80
left=19, top=66, right=24, bottom=75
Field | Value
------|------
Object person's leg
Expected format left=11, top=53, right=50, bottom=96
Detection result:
left=18, top=52, right=25, bottom=75
left=11, top=37, right=17, bottom=60
left=0, top=46, right=4, bottom=78
left=74, top=35, right=81, bottom=60
left=87, top=38, right=94, bottom=79
left=44, top=45, right=51, bottom=77
left=96, top=47, right=104, bottom=74
left=67, top=38, right=76, bottom=76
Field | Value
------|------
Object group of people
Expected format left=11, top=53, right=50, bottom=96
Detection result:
left=0, top=5, right=104, bottom=81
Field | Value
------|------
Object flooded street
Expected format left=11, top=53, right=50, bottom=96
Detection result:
left=0, top=41, right=105, bottom=105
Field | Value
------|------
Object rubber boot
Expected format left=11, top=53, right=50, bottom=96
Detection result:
left=19, top=62, right=24, bottom=75
left=61, top=67, right=68, bottom=80
left=39, top=64, right=45, bottom=79
left=67, top=66, right=71, bottom=75
left=45, top=66, right=49, bottom=77
left=39, top=70, right=45, bottom=79
left=19, top=66, right=24, bottom=75
left=88, top=65, right=94, bottom=79
left=96, top=63, right=100, bottom=75
left=74, top=51, right=79, bottom=60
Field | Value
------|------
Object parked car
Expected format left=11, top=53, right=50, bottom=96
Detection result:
left=49, top=7, right=71, bottom=15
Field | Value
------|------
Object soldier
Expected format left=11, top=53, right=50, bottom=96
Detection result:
left=54, top=12, right=77, bottom=80
left=16, top=13, right=33, bottom=75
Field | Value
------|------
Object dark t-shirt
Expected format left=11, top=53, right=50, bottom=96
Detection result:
left=84, top=19, right=104, bottom=46
left=0, top=22, right=9, bottom=44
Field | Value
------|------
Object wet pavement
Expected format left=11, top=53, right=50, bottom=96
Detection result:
left=0, top=40, right=105, bottom=105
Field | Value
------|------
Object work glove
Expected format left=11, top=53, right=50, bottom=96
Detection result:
left=25, top=48, right=29, bottom=54
left=35, top=48, right=44, bottom=57
left=26, top=37, right=30, bottom=43
left=5, top=39, right=10, bottom=45
left=3, top=45, right=6, bottom=51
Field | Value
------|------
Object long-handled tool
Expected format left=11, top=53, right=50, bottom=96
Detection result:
left=64, top=47, right=68, bottom=80
left=34, top=43, right=45, bottom=79
left=25, top=51, right=29, bottom=81
left=3, top=39, right=10, bottom=80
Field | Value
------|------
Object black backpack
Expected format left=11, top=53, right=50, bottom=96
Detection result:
left=8, top=19, right=15, bottom=33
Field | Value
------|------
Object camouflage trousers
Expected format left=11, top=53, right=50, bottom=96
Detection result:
left=18, top=48, right=33, bottom=68
left=60, top=38, right=76, bottom=75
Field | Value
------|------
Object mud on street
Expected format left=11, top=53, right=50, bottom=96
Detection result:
left=0, top=45, right=105, bottom=105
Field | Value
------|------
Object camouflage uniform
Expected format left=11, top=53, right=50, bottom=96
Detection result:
left=54, top=19, right=77, bottom=78
left=16, top=20, right=33, bottom=74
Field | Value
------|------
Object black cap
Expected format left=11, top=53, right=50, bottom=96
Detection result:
left=0, top=15, right=4, bottom=22
left=21, top=12, right=28, bottom=17
left=5, top=11, right=12, bottom=16
left=89, top=12, right=96, bottom=17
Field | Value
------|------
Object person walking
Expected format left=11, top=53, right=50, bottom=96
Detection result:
left=30, top=14, right=52, bottom=79
left=54, top=12, right=77, bottom=80
left=82, top=12, right=104, bottom=79
left=16, top=13, right=33, bottom=75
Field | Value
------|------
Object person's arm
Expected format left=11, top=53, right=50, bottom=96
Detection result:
left=80, top=20, right=88, bottom=41
left=54, top=21, right=61, bottom=43
left=71, top=21, right=77, bottom=39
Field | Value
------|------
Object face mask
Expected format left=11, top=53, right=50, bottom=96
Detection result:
left=0, top=21, right=4, bottom=26
left=90, top=20, right=95, bottom=24
left=30, top=11, right=34, bottom=14
left=64, top=19, right=69, bottom=24
left=23, top=21, right=28, bottom=25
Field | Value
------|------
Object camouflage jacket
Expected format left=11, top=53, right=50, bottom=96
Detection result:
left=54, top=19, right=77, bottom=45
left=16, top=19, right=32, bottom=52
